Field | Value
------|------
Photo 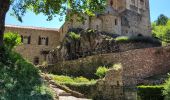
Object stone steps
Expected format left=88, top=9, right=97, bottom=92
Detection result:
left=41, top=73, right=91, bottom=100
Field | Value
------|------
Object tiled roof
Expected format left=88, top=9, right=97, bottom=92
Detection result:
left=5, top=24, right=59, bottom=31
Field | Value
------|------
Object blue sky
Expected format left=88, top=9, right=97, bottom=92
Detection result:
left=5, top=0, right=170, bottom=29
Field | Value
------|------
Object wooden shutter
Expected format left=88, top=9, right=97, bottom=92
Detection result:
left=46, top=37, right=49, bottom=46
left=38, top=36, right=41, bottom=45
left=28, top=36, right=31, bottom=44
left=21, top=35, right=23, bottom=43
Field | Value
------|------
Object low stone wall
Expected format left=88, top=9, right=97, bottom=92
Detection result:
left=43, top=46, right=170, bottom=82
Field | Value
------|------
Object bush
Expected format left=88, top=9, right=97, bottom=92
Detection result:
left=68, top=32, right=80, bottom=40
left=0, top=46, right=54, bottom=100
left=163, top=74, right=170, bottom=100
left=115, top=36, right=161, bottom=45
left=49, top=74, right=96, bottom=84
left=95, top=66, right=109, bottom=78
left=4, top=32, right=21, bottom=50
left=137, top=85, right=164, bottom=100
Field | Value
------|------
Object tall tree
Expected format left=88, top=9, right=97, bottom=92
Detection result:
left=156, top=14, right=169, bottom=26
left=0, top=0, right=106, bottom=46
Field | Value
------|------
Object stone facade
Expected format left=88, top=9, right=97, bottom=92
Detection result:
left=5, top=25, right=61, bottom=65
left=60, top=0, right=151, bottom=37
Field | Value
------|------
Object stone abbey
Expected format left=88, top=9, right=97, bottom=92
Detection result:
left=60, top=0, right=151, bottom=37
left=5, top=0, right=151, bottom=65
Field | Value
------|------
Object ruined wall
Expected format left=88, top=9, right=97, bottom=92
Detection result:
left=5, top=25, right=60, bottom=65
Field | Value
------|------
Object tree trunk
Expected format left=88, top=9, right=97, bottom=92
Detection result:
left=0, top=0, right=10, bottom=46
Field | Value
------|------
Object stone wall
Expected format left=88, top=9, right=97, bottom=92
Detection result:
left=44, top=46, right=170, bottom=82
left=5, top=25, right=61, bottom=65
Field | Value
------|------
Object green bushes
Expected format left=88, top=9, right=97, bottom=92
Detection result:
left=4, top=32, right=21, bottom=50
left=115, top=36, right=161, bottom=45
left=163, top=74, right=170, bottom=100
left=68, top=32, right=80, bottom=40
left=0, top=46, right=54, bottom=100
left=0, top=32, right=54, bottom=99
left=137, top=85, right=164, bottom=100
left=95, top=66, right=109, bottom=78
left=49, top=74, right=96, bottom=85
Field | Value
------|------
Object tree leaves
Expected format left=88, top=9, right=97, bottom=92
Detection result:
left=9, top=0, right=106, bottom=22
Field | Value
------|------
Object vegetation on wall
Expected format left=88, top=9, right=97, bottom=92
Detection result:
left=95, top=66, right=109, bottom=78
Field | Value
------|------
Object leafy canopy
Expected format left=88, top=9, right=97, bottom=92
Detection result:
left=10, top=0, right=107, bottom=22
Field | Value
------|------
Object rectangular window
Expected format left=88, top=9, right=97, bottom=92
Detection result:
left=22, top=35, right=31, bottom=44
left=38, top=36, right=49, bottom=46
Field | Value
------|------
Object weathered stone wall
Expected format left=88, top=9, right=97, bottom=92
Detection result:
left=5, top=25, right=60, bottom=64
left=44, top=46, right=170, bottom=82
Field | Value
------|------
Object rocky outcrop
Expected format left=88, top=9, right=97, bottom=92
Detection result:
left=47, top=28, right=160, bottom=64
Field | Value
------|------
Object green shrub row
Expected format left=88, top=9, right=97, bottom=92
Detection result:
left=137, top=85, right=164, bottom=100
left=115, top=36, right=161, bottom=45
left=49, top=74, right=96, bottom=84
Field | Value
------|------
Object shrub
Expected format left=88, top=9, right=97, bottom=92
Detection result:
left=49, top=74, right=96, bottom=85
left=68, top=32, right=80, bottom=40
left=115, top=36, right=161, bottom=45
left=4, top=32, right=21, bottom=50
left=137, top=85, right=164, bottom=100
left=0, top=46, right=54, bottom=100
left=163, top=74, right=170, bottom=100
left=95, top=66, right=109, bottom=78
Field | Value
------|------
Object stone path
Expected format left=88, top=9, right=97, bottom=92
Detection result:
left=42, top=73, right=91, bottom=100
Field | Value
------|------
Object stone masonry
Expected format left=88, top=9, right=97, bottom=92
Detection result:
left=60, top=0, right=151, bottom=38
left=5, top=25, right=61, bottom=65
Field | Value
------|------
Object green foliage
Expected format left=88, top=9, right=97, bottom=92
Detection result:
left=115, top=36, right=161, bottom=45
left=3, top=32, right=21, bottom=50
left=68, top=32, right=80, bottom=40
left=163, top=74, right=170, bottom=100
left=49, top=74, right=96, bottom=85
left=156, top=14, right=169, bottom=26
left=95, top=66, right=109, bottom=78
left=9, top=0, right=106, bottom=22
left=137, top=85, right=164, bottom=100
left=0, top=46, right=54, bottom=100
left=152, top=15, right=170, bottom=45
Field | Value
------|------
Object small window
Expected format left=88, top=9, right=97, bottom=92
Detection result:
left=115, top=19, right=118, bottom=25
left=22, top=36, right=31, bottom=44
left=34, top=57, right=39, bottom=65
left=38, top=36, right=48, bottom=46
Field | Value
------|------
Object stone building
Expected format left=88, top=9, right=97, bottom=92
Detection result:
left=5, top=25, right=61, bottom=65
left=60, top=0, right=151, bottom=37
left=5, top=0, right=152, bottom=65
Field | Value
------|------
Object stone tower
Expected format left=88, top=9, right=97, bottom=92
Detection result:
left=60, top=0, right=151, bottom=37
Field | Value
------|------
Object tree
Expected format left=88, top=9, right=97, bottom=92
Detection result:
left=156, top=14, right=169, bottom=26
left=0, top=0, right=106, bottom=46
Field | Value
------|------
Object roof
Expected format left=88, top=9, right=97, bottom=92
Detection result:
left=5, top=24, right=59, bottom=32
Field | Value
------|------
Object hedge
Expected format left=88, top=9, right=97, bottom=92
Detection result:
left=137, top=85, right=164, bottom=100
